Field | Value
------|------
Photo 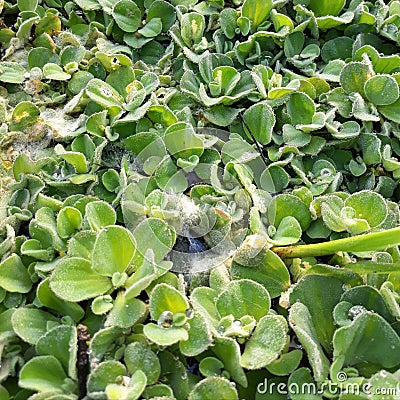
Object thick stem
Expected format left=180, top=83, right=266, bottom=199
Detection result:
left=272, top=226, right=400, bottom=259
left=77, top=324, right=90, bottom=400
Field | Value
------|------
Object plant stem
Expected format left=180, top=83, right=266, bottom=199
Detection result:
left=272, top=227, right=400, bottom=258
left=77, top=324, right=90, bottom=400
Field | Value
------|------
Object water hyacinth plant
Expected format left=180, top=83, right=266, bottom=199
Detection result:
left=2, top=0, right=400, bottom=399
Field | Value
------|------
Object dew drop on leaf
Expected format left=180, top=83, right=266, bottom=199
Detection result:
left=157, top=310, right=174, bottom=328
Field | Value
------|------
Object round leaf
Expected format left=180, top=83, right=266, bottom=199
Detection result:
left=149, top=283, right=189, bottom=321
left=339, top=62, right=372, bottom=95
left=143, top=323, right=189, bottom=346
left=87, top=361, right=126, bottom=393
left=12, top=308, right=59, bottom=345
left=50, top=257, right=112, bottom=301
left=104, top=292, right=147, bottom=328
left=0, top=254, right=32, bottom=293
left=267, top=194, right=311, bottom=231
left=36, top=325, right=77, bottom=379
left=112, top=0, right=141, bottom=33
left=243, top=102, right=275, bottom=145
left=85, top=201, right=117, bottom=231
left=125, top=342, right=161, bottom=385
left=287, top=93, right=315, bottom=126
left=56, top=207, right=82, bottom=239
left=216, top=279, right=270, bottom=321
left=188, top=377, right=238, bottom=400
left=19, top=356, right=67, bottom=393
left=241, top=315, right=288, bottom=369
left=92, top=226, right=136, bottom=276
left=344, top=190, right=387, bottom=228
left=364, top=74, right=399, bottom=105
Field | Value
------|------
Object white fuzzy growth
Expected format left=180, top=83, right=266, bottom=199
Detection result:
left=40, top=109, right=85, bottom=139
left=174, top=194, right=200, bottom=227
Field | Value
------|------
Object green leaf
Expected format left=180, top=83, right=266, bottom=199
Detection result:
left=36, top=325, right=77, bottom=379
left=341, top=285, right=393, bottom=321
left=188, top=377, right=238, bottom=400
left=125, top=342, right=161, bottom=385
left=112, top=0, right=141, bottom=33
left=270, top=216, right=302, bottom=246
left=87, top=361, right=126, bottom=393
left=241, top=0, right=272, bottom=28
left=86, top=79, right=124, bottom=110
left=241, top=315, right=288, bottom=369
left=91, top=295, right=114, bottom=315
left=339, top=62, right=372, bottom=96
left=216, top=279, right=270, bottom=321
left=199, top=357, right=224, bottom=377
left=68, top=231, right=96, bottom=260
left=287, top=93, right=315, bottom=126
left=132, top=218, right=175, bottom=265
left=43, top=63, right=71, bottom=81
left=308, top=0, right=345, bottom=16
left=288, top=302, right=330, bottom=382
left=143, top=323, right=189, bottom=346
left=266, top=349, right=303, bottom=376
left=138, top=18, right=163, bottom=38
left=124, top=253, right=158, bottom=300
left=180, top=312, right=212, bottom=356
left=213, top=66, right=241, bottom=96
left=268, top=194, right=311, bottom=231
left=378, top=97, right=400, bottom=123
left=364, top=75, right=399, bottom=105
left=0, top=62, right=25, bottom=84
left=0, top=253, right=32, bottom=293
left=55, top=144, right=88, bottom=174
left=50, top=257, right=112, bottom=301
left=12, top=307, right=59, bottom=345
left=37, top=279, right=85, bottom=322
left=333, top=311, right=400, bottom=369
left=260, top=165, right=290, bottom=193
left=19, top=356, right=67, bottom=393
left=231, top=250, right=290, bottom=298
left=106, top=370, right=147, bottom=400
left=289, top=275, right=344, bottom=353
left=105, top=291, right=147, bottom=328
left=164, top=122, right=204, bottom=160
left=243, top=102, right=275, bottom=145
left=10, top=101, right=40, bottom=131
left=288, top=368, right=322, bottom=400
left=17, top=0, right=38, bottom=11
left=212, top=336, right=247, bottom=387
left=181, top=12, right=205, bottom=46
left=92, top=226, right=135, bottom=276
left=147, top=0, right=176, bottom=32
left=344, top=190, right=387, bottom=228
left=149, top=283, right=189, bottom=321
left=85, top=201, right=116, bottom=231
left=56, top=207, right=82, bottom=239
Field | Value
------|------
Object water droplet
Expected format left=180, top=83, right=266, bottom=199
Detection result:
left=233, top=320, right=242, bottom=328
left=157, top=310, right=173, bottom=328
left=348, top=305, right=367, bottom=319
left=320, top=168, right=332, bottom=177
left=185, top=308, right=194, bottom=319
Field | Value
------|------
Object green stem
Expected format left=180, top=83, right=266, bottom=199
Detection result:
left=272, top=227, right=400, bottom=259
left=342, top=261, right=400, bottom=274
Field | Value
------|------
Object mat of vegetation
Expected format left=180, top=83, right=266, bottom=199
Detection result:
left=1, top=0, right=400, bottom=399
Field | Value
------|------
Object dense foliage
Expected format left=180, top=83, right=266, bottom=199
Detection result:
left=1, top=0, right=400, bottom=398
